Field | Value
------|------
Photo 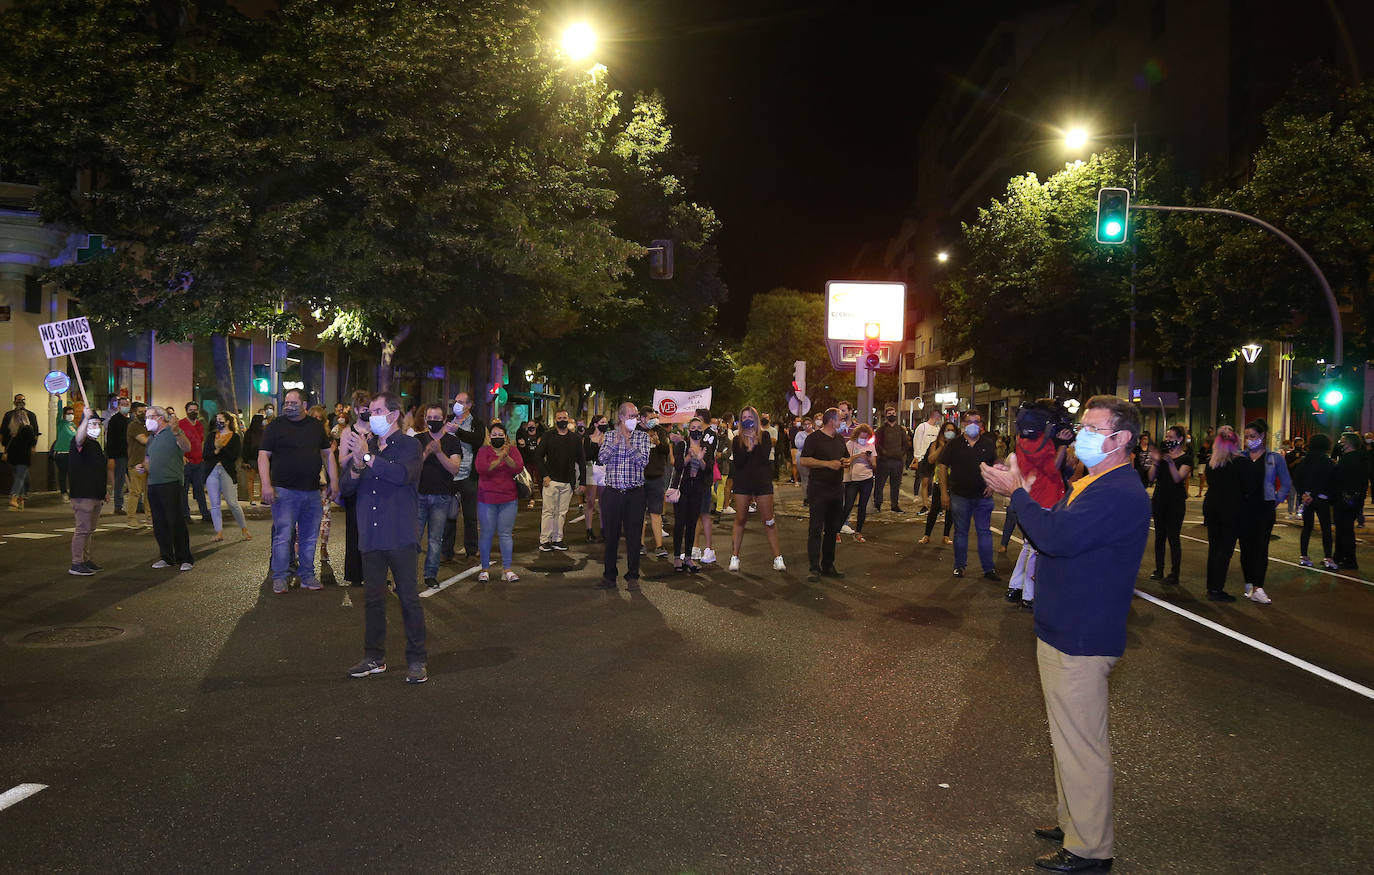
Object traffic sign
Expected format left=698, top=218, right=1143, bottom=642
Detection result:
left=824, top=280, right=906, bottom=373
left=787, top=394, right=812, bottom=416
left=43, top=370, right=71, bottom=395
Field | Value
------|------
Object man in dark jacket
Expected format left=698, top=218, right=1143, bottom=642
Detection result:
left=533, top=409, right=584, bottom=551
left=982, top=396, right=1150, bottom=875
left=872, top=404, right=911, bottom=513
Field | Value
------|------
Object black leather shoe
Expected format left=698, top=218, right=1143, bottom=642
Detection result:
left=820, top=567, right=845, bottom=579
left=1034, top=825, right=1064, bottom=842
left=1163, top=573, right=1179, bottom=585
left=595, top=578, right=617, bottom=590
left=1148, top=569, right=1163, bottom=580
left=1207, top=590, right=1237, bottom=602
left=806, top=569, right=821, bottom=582
left=983, top=570, right=1001, bottom=582
left=1034, top=847, right=1112, bottom=872
left=1021, top=598, right=1034, bottom=610
left=1005, top=587, right=1022, bottom=602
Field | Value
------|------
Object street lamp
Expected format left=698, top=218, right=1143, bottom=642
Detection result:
left=1064, top=128, right=1088, bottom=150
left=1240, top=342, right=1262, bottom=364
left=561, top=23, right=597, bottom=61
left=936, top=250, right=950, bottom=263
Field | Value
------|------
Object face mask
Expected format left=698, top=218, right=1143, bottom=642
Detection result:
left=490, top=436, right=506, bottom=449
left=741, top=419, right=756, bottom=430
left=597, top=423, right=610, bottom=433
left=557, top=420, right=569, bottom=430
left=623, top=418, right=638, bottom=431
left=368, top=414, right=391, bottom=435
left=1075, top=428, right=1120, bottom=468
left=87, top=426, right=101, bottom=439
left=943, top=430, right=956, bottom=440
left=576, top=425, right=585, bottom=434
left=646, top=418, right=658, bottom=428
left=118, top=405, right=130, bottom=415
left=186, top=410, right=198, bottom=420
left=814, top=420, right=823, bottom=428
left=217, top=421, right=228, bottom=431
left=263, top=409, right=274, bottom=419
left=1246, top=438, right=1263, bottom=451
left=282, top=404, right=301, bottom=419
left=838, top=422, right=851, bottom=434
left=427, top=420, right=444, bottom=433
left=689, top=429, right=703, bottom=441
left=145, top=417, right=159, bottom=432
left=337, top=418, right=347, bottom=426
left=964, top=424, right=981, bottom=439
left=886, top=415, right=897, bottom=423
left=452, top=401, right=465, bottom=417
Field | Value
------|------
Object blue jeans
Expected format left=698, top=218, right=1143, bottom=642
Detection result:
left=950, top=494, right=995, bottom=573
left=10, top=464, right=30, bottom=497
left=417, top=493, right=450, bottom=579
left=182, top=460, right=210, bottom=520
left=270, top=487, right=322, bottom=585
left=478, top=500, right=517, bottom=570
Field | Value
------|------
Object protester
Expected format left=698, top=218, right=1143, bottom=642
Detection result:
left=1133, top=431, right=1153, bottom=487
left=438, top=392, right=485, bottom=563
left=940, top=409, right=1000, bottom=580
left=800, top=407, right=849, bottom=582
left=1284, top=436, right=1306, bottom=519
left=583, top=413, right=610, bottom=542
left=980, top=395, right=1150, bottom=875
left=1143, top=425, right=1193, bottom=587
left=1202, top=426, right=1247, bottom=601
left=241, top=406, right=269, bottom=506
left=178, top=401, right=211, bottom=524
left=841, top=422, right=877, bottom=541
left=338, top=390, right=373, bottom=587
left=66, top=407, right=107, bottom=576
left=205, top=410, right=250, bottom=542
left=1237, top=419, right=1290, bottom=605
left=5, top=413, right=37, bottom=511
left=474, top=422, right=523, bottom=582
left=106, top=396, right=131, bottom=515
left=141, top=406, right=194, bottom=570
left=2, top=393, right=40, bottom=447
left=918, top=421, right=957, bottom=545
left=727, top=406, right=786, bottom=572
left=711, top=417, right=732, bottom=517
left=911, top=408, right=942, bottom=513
left=1001, top=402, right=1072, bottom=609
left=1294, top=432, right=1336, bottom=570
left=670, top=416, right=715, bottom=573
left=794, top=417, right=814, bottom=497
left=517, top=421, right=541, bottom=510
left=257, top=389, right=338, bottom=594
left=596, top=402, right=650, bottom=591
left=637, top=413, right=671, bottom=558
left=1195, top=427, right=1214, bottom=498
left=533, top=409, right=585, bottom=553
left=342, top=392, right=427, bottom=684
left=416, top=403, right=464, bottom=587
left=54, top=404, right=76, bottom=501
left=1332, top=430, right=1366, bottom=571
left=124, top=401, right=151, bottom=526
left=872, top=405, right=909, bottom=513
left=309, top=405, right=336, bottom=560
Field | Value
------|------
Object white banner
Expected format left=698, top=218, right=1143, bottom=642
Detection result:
left=650, top=387, right=713, bottom=424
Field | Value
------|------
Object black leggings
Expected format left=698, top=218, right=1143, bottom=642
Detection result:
left=1239, top=501, right=1276, bottom=587
left=672, top=478, right=705, bottom=558
left=1299, top=497, right=1332, bottom=559
left=1152, top=498, right=1186, bottom=576
left=924, top=489, right=954, bottom=538
left=843, top=479, right=874, bottom=532
left=1205, top=520, right=1239, bottom=593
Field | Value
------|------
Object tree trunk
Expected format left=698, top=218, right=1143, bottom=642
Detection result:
left=377, top=325, right=413, bottom=394
left=210, top=332, right=239, bottom=416
left=1184, top=364, right=1193, bottom=437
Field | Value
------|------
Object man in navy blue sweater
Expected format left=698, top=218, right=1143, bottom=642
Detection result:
left=982, top=395, right=1150, bottom=874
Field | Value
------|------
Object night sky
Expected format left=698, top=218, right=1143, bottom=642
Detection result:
left=582, top=0, right=1041, bottom=334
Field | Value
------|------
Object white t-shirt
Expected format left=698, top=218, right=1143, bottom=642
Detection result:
left=764, top=425, right=778, bottom=460
left=913, top=420, right=941, bottom=462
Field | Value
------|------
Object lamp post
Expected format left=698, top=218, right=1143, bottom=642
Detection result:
left=561, top=23, right=597, bottom=61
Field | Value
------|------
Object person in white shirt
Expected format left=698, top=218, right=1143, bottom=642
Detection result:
left=911, top=409, right=943, bottom=514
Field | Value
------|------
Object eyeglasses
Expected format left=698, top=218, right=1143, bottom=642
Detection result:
left=1074, top=423, right=1121, bottom=436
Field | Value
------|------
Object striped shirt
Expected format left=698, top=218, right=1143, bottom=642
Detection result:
left=597, top=429, right=651, bottom=489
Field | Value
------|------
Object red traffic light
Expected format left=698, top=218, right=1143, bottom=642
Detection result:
left=791, top=381, right=801, bottom=393
left=864, top=352, right=881, bottom=370
left=489, top=383, right=500, bottom=396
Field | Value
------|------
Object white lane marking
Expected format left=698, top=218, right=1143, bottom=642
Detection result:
left=1134, top=589, right=1374, bottom=702
left=52, top=527, right=111, bottom=534
left=0, top=784, right=47, bottom=812
left=419, top=564, right=482, bottom=598
left=5, top=533, right=61, bottom=540
left=570, top=514, right=586, bottom=524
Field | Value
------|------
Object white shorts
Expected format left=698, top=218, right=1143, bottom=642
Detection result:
left=592, top=464, right=607, bottom=487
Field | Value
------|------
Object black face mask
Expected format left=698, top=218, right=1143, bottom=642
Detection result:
left=886, top=415, right=897, bottom=423
left=426, top=420, right=444, bottom=433
left=490, top=436, right=506, bottom=448
left=689, top=430, right=703, bottom=441
left=597, top=423, right=610, bottom=433
left=556, top=420, right=568, bottom=430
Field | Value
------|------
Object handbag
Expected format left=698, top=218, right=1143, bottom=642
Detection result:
left=664, top=487, right=681, bottom=504
left=515, top=469, right=533, bottom=502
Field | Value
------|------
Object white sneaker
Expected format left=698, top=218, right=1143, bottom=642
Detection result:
left=840, top=524, right=855, bottom=535
left=728, top=555, right=740, bottom=571
left=179, top=562, right=194, bottom=571
left=691, top=547, right=702, bottom=560
left=1243, top=583, right=1254, bottom=598
left=151, top=560, right=170, bottom=569
left=772, top=555, right=786, bottom=572
left=748, top=503, right=757, bottom=513
left=1249, top=587, right=1272, bottom=605
left=701, top=548, right=717, bottom=564
left=1322, top=558, right=1339, bottom=570
left=723, top=506, right=737, bottom=515
left=659, top=529, right=669, bottom=538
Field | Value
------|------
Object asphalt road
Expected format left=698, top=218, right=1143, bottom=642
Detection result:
left=2, top=481, right=1372, bottom=873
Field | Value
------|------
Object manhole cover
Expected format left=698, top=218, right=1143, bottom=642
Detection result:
left=5, top=624, right=143, bottom=648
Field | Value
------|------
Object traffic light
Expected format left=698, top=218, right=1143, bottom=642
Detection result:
left=649, top=239, right=674, bottom=280
left=862, top=322, right=881, bottom=370
left=1096, top=187, right=1130, bottom=244
left=792, top=360, right=806, bottom=397
left=252, top=364, right=271, bottom=394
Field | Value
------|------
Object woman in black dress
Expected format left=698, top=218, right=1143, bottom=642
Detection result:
left=670, top=417, right=715, bottom=573
left=726, top=406, right=786, bottom=572
left=1202, top=426, right=1250, bottom=601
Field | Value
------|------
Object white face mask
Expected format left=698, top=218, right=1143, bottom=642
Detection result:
left=87, top=426, right=101, bottom=439
left=452, top=401, right=466, bottom=417
left=623, top=417, right=638, bottom=431
left=369, top=413, right=391, bottom=436
left=145, top=417, right=159, bottom=432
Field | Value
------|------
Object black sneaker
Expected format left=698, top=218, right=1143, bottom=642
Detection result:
left=424, top=576, right=439, bottom=589
left=983, top=570, right=1002, bottom=582
left=539, top=542, right=554, bottom=552
left=820, top=567, right=845, bottom=579
left=891, top=507, right=905, bottom=514
left=1163, top=573, right=1180, bottom=585
left=1207, top=590, right=1237, bottom=602
left=1148, top=569, right=1164, bottom=580
left=952, top=567, right=965, bottom=578
left=81, top=560, right=103, bottom=572
left=405, top=662, right=428, bottom=684
left=68, top=563, right=95, bottom=576
left=806, top=569, right=821, bottom=582
left=552, top=541, right=569, bottom=551
left=595, top=578, right=617, bottom=590
left=348, top=656, right=386, bottom=678
left=1005, top=587, right=1022, bottom=602
left=1020, top=598, right=1034, bottom=610
left=625, top=580, right=642, bottom=592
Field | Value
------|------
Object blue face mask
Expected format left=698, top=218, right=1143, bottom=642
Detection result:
left=368, top=414, right=391, bottom=436
left=964, top=423, right=981, bottom=439
left=1074, top=428, right=1121, bottom=468
left=741, top=419, right=756, bottom=430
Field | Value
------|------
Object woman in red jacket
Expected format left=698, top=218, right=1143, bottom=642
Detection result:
left=475, top=423, right=523, bottom=582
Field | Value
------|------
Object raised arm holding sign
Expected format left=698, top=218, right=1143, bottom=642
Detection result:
left=36, top=317, right=93, bottom=409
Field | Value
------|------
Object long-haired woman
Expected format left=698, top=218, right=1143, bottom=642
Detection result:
left=841, top=423, right=877, bottom=542
left=726, top=406, right=786, bottom=572
left=476, top=422, right=523, bottom=582
left=583, top=413, right=610, bottom=541
left=670, top=417, right=715, bottom=573
left=918, top=420, right=957, bottom=545
left=205, top=410, right=250, bottom=542
left=1202, top=425, right=1249, bottom=601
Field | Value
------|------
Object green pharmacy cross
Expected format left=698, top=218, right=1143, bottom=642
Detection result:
left=75, top=235, right=113, bottom=263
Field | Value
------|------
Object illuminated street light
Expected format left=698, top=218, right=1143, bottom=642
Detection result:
left=1240, top=342, right=1262, bottom=364
left=936, top=251, right=949, bottom=263
left=562, top=23, right=597, bottom=61
left=1064, top=128, right=1088, bottom=150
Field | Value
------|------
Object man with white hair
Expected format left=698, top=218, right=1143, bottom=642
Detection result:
left=596, top=401, right=651, bottom=592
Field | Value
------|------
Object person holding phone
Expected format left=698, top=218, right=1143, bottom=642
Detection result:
left=799, top=407, right=850, bottom=582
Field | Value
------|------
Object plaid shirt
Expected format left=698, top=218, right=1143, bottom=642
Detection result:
left=597, top=428, right=651, bottom=489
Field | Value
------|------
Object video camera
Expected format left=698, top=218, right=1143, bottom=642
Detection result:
left=1016, top=399, right=1076, bottom=447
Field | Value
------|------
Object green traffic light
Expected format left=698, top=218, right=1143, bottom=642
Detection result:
left=1103, top=220, right=1122, bottom=238
left=253, top=378, right=270, bottom=393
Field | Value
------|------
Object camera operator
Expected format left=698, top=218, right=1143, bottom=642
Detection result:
left=1004, top=401, right=1075, bottom=608
left=1146, top=425, right=1193, bottom=586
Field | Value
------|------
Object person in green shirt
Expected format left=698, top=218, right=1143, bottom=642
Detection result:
left=136, top=406, right=194, bottom=570
left=54, top=404, right=76, bottom=501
